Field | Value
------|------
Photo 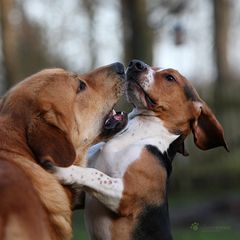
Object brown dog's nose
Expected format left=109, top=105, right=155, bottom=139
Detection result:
left=128, top=59, right=147, bottom=72
left=111, top=62, right=125, bottom=75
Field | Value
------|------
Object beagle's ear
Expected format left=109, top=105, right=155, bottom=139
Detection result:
left=27, top=118, right=76, bottom=167
left=191, top=102, right=229, bottom=151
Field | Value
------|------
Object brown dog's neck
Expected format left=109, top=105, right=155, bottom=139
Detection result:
left=74, top=147, right=88, bottom=166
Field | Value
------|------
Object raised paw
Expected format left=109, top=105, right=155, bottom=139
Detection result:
left=53, top=166, right=76, bottom=185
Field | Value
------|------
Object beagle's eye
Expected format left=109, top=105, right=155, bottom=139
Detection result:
left=77, top=80, right=87, bottom=93
left=165, top=75, right=175, bottom=82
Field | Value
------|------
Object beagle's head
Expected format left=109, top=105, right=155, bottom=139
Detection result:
left=1, top=63, right=125, bottom=166
left=126, top=59, right=228, bottom=151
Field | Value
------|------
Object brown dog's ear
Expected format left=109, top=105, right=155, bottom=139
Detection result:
left=191, top=102, right=229, bottom=151
left=27, top=118, right=76, bottom=167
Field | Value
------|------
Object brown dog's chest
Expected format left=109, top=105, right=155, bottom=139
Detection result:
left=2, top=154, right=73, bottom=240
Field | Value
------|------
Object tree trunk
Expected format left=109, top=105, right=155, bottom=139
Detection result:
left=121, top=0, right=153, bottom=66
left=0, top=0, right=21, bottom=88
left=213, top=0, right=230, bottom=88
left=82, top=0, right=97, bottom=69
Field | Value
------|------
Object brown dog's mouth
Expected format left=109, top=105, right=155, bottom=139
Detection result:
left=101, top=109, right=128, bottom=138
left=104, top=109, right=127, bottom=128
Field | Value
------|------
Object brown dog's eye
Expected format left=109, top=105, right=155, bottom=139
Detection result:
left=77, top=80, right=87, bottom=93
left=165, top=75, right=175, bottom=82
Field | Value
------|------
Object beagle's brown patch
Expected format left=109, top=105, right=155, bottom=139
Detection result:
left=146, top=69, right=198, bottom=135
left=111, top=148, right=167, bottom=239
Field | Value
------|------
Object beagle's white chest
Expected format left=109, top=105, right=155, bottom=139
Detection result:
left=88, top=116, right=178, bottom=178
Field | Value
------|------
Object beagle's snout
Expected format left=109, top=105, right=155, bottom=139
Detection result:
left=128, top=59, right=147, bottom=72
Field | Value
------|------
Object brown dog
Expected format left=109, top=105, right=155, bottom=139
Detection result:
left=0, top=63, right=125, bottom=240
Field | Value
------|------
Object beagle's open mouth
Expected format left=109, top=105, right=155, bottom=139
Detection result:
left=128, top=80, right=157, bottom=109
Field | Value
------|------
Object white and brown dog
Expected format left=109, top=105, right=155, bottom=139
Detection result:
left=53, top=60, right=228, bottom=240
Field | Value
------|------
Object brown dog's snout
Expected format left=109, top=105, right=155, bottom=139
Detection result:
left=128, top=59, right=147, bottom=73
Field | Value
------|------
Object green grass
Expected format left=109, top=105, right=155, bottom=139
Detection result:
left=71, top=189, right=240, bottom=239
left=72, top=224, right=240, bottom=240
left=72, top=210, right=88, bottom=240
left=173, top=228, right=240, bottom=240
left=72, top=210, right=240, bottom=240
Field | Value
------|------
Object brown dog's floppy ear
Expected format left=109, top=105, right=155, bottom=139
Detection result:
left=191, top=102, right=229, bottom=151
left=27, top=118, right=76, bottom=167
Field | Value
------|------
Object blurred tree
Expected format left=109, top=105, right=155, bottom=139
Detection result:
left=81, top=0, right=97, bottom=69
left=213, top=0, right=230, bottom=89
left=121, top=0, right=153, bottom=65
left=0, top=0, right=57, bottom=88
left=0, top=0, right=20, bottom=88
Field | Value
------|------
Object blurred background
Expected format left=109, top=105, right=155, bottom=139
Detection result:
left=0, top=0, right=239, bottom=239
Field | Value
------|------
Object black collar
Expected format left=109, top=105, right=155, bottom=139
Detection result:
left=166, top=134, right=186, bottom=161
left=146, top=135, right=186, bottom=178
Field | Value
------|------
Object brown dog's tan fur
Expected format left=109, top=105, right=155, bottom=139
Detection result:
left=0, top=65, right=124, bottom=240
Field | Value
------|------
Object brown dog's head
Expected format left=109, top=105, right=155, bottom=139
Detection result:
left=126, top=59, right=228, bottom=152
left=0, top=63, right=125, bottom=166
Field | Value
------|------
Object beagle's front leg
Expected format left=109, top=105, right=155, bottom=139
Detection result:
left=54, top=166, right=124, bottom=213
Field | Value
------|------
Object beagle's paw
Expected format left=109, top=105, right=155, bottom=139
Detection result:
left=53, top=166, right=78, bottom=185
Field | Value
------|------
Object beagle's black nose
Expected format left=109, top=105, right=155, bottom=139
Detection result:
left=128, top=59, right=147, bottom=72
